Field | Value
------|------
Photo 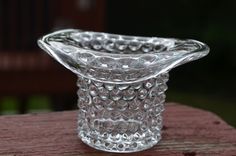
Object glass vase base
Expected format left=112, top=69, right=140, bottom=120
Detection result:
left=78, top=129, right=161, bottom=153
left=76, top=74, right=168, bottom=153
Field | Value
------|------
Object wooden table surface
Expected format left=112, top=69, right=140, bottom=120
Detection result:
left=0, top=103, right=235, bottom=156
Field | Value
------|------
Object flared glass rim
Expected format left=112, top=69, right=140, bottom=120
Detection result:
left=38, top=29, right=209, bottom=58
left=38, top=29, right=209, bottom=84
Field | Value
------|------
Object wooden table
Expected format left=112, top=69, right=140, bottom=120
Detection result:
left=0, top=103, right=235, bottom=156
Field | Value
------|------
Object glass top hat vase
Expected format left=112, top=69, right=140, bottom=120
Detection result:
left=38, top=29, right=209, bottom=153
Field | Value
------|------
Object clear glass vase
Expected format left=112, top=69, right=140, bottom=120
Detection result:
left=38, top=29, right=209, bottom=153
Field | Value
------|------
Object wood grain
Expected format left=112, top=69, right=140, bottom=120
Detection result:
left=0, top=103, right=235, bottom=156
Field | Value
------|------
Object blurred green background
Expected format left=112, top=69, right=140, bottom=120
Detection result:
left=0, top=0, right=235, bottom=127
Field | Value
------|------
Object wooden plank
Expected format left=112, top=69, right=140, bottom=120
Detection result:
left=0, top=103, right=235, bottom=156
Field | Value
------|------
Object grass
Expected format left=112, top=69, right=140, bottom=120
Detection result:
left=0, top=96, right=51, bottom=115
left=27, top=96, right=51, bottom=113
left=0, top=97, right=18, bottom=114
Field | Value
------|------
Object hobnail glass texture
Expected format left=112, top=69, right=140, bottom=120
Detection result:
left=38, top=29, right=209, bottom=153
